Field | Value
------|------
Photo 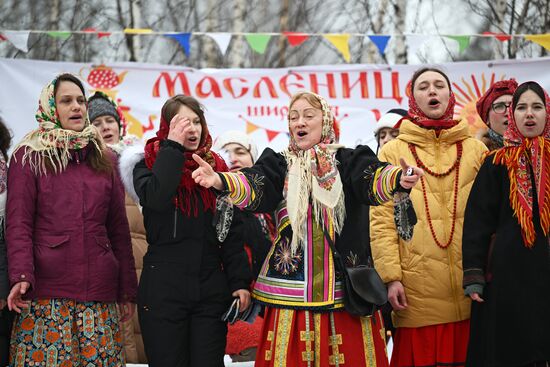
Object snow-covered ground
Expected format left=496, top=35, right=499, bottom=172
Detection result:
left=127, top=356, right=254, bottom=366
left=127, top=340, right=393, bottom=366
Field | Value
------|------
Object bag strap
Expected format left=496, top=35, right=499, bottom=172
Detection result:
left=320, top=222, right=343, bottom=264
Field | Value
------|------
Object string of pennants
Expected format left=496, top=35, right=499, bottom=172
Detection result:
left=1, top=29, right=549, bottom=61
left=240, top=115, right=290, bottom=142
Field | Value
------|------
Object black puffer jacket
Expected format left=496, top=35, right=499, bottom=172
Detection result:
left=133, top=140, right=251, bottom=293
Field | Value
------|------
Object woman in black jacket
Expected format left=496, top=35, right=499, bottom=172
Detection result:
left=132, top=95, right=251, bottom=367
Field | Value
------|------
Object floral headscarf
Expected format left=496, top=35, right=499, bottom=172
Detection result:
left=283, top=92, right=345, bottom=252
left=12, top=74, right=104, bottom=175
left=493, top=81, right=550, bottom=247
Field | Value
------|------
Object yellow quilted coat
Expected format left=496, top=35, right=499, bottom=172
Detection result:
left=370, top=119, right=487, bottom=328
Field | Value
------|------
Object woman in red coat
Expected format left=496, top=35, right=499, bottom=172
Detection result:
left=6, top=73, right=137, bottom=366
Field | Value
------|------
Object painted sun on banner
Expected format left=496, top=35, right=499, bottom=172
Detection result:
left=453, top=72, right=508, bottom=138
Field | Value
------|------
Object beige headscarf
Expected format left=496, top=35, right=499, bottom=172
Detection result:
left=283, top=92, right=345, bottom=253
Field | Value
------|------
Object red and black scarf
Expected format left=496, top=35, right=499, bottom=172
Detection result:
left=144, top=116, right=228, bottom=217
left=492, top=86, right=550, bottom=247
left=407, top=87, right=459, bottom=131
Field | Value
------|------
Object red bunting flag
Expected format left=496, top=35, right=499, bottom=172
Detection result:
left=283, top=32, right=310, bottom=46
left=482, top=32, right=512, bottom=42
left=265, top=129, right=280, bottom=142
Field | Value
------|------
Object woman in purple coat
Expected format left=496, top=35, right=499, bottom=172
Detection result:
left=6, top=73, right=137, bottom=366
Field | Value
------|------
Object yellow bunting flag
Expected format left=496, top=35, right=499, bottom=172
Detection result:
left=124, top=28, right=153, bottom=34
left=525, top=34, right=550, bottom=51
left=323, top=34, right=351, bottom=62
left=245, top=120, right=260, bottom=134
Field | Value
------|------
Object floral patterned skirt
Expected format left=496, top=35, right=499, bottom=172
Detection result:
left=10, top=299, right=124, bottom=367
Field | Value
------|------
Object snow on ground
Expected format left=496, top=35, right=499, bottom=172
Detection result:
left=126, top=341, right=393, bottom=366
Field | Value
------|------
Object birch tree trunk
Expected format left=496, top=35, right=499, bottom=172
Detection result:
left=229, top=0, right=247, bottom=68
left=394, top=0, right=407, bottom=64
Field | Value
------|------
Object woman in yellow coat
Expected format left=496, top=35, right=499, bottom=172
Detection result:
left=370, top=67, right=487, bottom=367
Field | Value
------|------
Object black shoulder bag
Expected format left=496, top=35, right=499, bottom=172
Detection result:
left=322, top=225, right=388, bottom=317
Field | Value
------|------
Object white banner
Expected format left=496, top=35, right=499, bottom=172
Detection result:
left=1, top=57, right=549, bottom=154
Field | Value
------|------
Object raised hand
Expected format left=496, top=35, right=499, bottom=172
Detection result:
left=399, top=158, right=424, bottom=190
left=191, top=154, right=223, bottom=190
left=167, top=114, right=192, bottom=146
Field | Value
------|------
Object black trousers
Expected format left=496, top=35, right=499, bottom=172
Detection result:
left=138, top=261, right=232, bottom=367
left=0, top=308, right=14, bottom=367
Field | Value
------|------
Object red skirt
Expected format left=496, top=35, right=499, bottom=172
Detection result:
left=255, top=307, right=389, bottom=367
left=390, top=319, right=470, bottom=367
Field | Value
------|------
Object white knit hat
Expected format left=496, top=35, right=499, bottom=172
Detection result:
left=374, top=109, right=407, bottom=136
left=213, top=130, right=259, bottom=162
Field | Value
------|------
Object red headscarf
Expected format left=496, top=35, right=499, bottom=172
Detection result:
left=407, top=77, right=459, bottom=131
left=492, top=81, right=550, bottom=247
left=476, top=79, right=518, bottom=125
left=144, top=115, right=228, bottom=217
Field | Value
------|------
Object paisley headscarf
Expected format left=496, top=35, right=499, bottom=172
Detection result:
left=492, top=81, right=550, bottom=247
left=144, top=104, right=228, bottom=218
left=283, top=92, right=345, bottom=253
left=12, top=74, right=104, bottom=175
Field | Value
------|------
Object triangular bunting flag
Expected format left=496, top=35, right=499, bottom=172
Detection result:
left=0, top=34, right=6, bottom=41
left=323, top=34, right=350, bottom=62
left=283, top=32, right=309, bottom=46
left=82, top=28, right=111, bottom=39
left=482, top=32, right=511, bottom=42
left=2, top=31, right=30, bottom=52
left=245, top=120, right=260, bottom=134
left=206, top=33, right=232, bottom=55
left=406, top=35, right=429, bottom=58
left=47, top=31, right=71, bottom=40
left=165, top=33, right=191, bottom=56
left=124, top=28, right=153, bottom=34
left=525, top=34, right=550, bottom=51
left=245, top=34, right=271, bottom=54
left=368, top=35, right=391, bottom=55
left=265, top=129, right=280, bottom=142
left=445, top=35, right=471, bottom=54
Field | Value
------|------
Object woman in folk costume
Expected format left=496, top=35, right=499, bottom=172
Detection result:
left=0, top=117, right=13, bottom=367
left=370, top=67, right=488, bottom=367
left=463, top=81, right=550, bottom=366
left=131, top=95, right=251, bottom=367
left=192, top=91, right=423, bottom=367
left=6, top=73, right=137, bottom=366
left=213, top=130, right=275, bottom=363
left=88, top=91, right=148, bottom=364
left=476, top=79, right=518, bottom=151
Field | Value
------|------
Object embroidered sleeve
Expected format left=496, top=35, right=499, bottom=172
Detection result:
left=219, top=171, right=262, bottom=210
left=365, top=164, right=402, bottom=205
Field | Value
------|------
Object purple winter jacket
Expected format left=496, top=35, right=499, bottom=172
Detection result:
left=6, top=146, right=137, bottom=303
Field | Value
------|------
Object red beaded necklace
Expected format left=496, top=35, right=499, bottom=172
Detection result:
left=409, top=142, right=463, bottom=249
